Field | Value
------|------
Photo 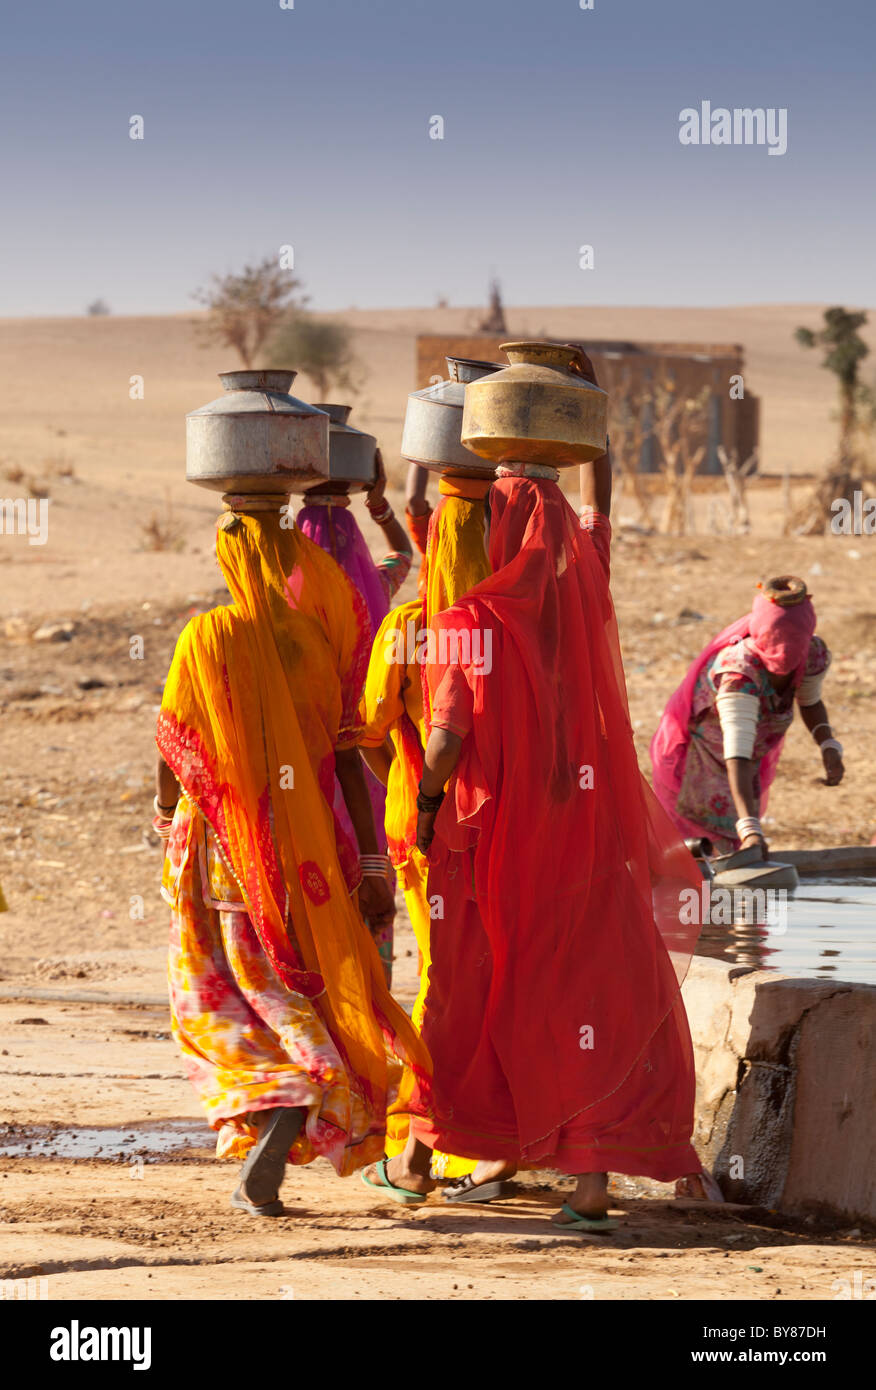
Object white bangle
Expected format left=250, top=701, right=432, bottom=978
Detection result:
left=820, top=738, right=843, bottom=757
left=811, top=722, right=832, bottom=737
left=360, top=854, right=391, bottom=879
left=735, top=816, right=763, bottom=839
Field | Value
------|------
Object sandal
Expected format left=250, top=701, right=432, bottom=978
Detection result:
left=230, top=1185, right=284, bottom=1218
left=553, top=1202, right=618, bottom=1232
left=235, top=1106, right=303, bottom=1209
left=442, top=1174, right=510, bottom=1204
left=360, top=1157, right=428, bottom=1205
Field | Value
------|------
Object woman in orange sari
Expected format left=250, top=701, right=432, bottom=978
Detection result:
left=358, top=472, right=490, bottom=1189
left=155, top=502, right=428, bottom=1215
left=363, top=462, right=711, bottom=1226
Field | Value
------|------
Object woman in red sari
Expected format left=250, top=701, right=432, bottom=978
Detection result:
left=364, top=456, right=712, bottom=1227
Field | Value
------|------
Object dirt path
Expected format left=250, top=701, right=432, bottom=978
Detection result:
left=2, top=993, right=873, bottom=1301
left=2, top=512, right=875, bottom=1300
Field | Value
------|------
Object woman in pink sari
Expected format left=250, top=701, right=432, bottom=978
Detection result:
left=650, top=577, right=844, bottom=856
left=297, top=450, right=412, bottom=980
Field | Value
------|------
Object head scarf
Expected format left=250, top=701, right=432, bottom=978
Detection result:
left=650, top=576, right=817, bottom=826
left=421, top=475, right=492, bottom=725
left=297, top=502, right=389, bottom=640
left=158, top=510, right=427, bottom=1109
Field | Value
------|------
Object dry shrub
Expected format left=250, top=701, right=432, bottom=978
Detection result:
left=139, top=492, right=185, bottom=553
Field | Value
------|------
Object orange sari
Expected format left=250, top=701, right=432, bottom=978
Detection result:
left=158, top=510, right=429, bottom=1174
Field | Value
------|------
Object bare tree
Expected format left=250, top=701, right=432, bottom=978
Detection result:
left=476, top=278, right=508, bottom=335
left=86, top=298, right=111, bottom=316
left=607, top=367, right=655, bottom=528
left=715, top=445, right=757, bottom=535
left=193, top=257, right=306, bottom=368
left=653, top=377, right=711, bottom=535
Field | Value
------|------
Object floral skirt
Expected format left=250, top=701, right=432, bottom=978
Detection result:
left=164, top=795, right=399, bottom=1176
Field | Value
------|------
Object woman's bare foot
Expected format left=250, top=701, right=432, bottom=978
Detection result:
left=552, top=1171, right=609, bottom=1225
left=465, top=1159, right=518, bottom=1187
left=363, top=1136, right=437, bottom=1196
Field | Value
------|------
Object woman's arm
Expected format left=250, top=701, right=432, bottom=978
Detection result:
left=366, top=449, right=412, bottom=558
left=360, top=738, right=395, bottom=788
left=405, top=462, right=431, bottom=517
left=579, top=448, right=613, bottom=519
left=726, top=757, right=767, bottom=857
left=335, top=746, right=395, bottom=922
left=799, top=700, right=845, bottom=785
left=155, top=752, right=179, bottom=813
left=415, top=727, right=463, bottom=855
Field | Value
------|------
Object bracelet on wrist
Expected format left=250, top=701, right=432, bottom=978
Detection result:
left=359, top=853, right=391, bottom=879
left=417, top=786, right=445, bottom=814
left=735, top=815, right=763, bottom=840
left=153, top=794, right=177, bottom=820
left=367, top=502, right=394, bottom=524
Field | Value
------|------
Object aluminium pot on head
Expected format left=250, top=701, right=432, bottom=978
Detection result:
left=185, top=369, right=332, bottom=495
left=401, top=356, right=501, bottom=477
left=311, top=404, right=377, bottom=491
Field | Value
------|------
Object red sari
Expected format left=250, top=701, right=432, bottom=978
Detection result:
left=410, top=476, right=702, bottom=1178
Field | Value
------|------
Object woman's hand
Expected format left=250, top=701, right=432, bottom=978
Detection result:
left=416, top=809, right=438, bottom=856
left=821, top=745, right=845, bottom=786
left=366, top=448, right=386, bottom=511
left=740, top=832, right=769, bottom=860
left=359, top=873, right=395, bottom=924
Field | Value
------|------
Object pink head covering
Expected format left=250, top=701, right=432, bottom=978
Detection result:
left=747, top=584, right=816, bottom=677
left=296, top=502, right=389, bottom=641
left=650, top=577, right=817, bottom=837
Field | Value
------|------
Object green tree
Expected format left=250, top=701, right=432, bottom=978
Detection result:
left=194, top=257, right=306, bottom=368
left=795, top=307, right=870, bottom=462
left=267, top=314, right=361, bottom=400
left=792, top=307, right=872, bottom=533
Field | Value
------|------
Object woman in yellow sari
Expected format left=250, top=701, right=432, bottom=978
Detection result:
left=359, top=474, right=491, bottom=1190
left=155, top=503, right=428, bottom=1215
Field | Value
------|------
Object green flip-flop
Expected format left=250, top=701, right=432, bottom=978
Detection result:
left=361, top=1157, right=428, bottom=1205
left=554, top=1202, right=618, bottom=1233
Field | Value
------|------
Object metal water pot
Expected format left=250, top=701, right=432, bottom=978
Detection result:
left=461, top=342, right=608, bottom=467
left=186, top=370, right=330, bottom=494
left=312, top=404, right=377, bottom=490
left=401, top=356, right=501, bottom=476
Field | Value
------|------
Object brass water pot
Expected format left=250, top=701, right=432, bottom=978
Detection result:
left=461, top=342, right=608, bottom=467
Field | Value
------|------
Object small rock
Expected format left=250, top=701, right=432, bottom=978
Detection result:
left=3, top=617, right=30, bottom=642
left=34, top=621, right=74, bottom=643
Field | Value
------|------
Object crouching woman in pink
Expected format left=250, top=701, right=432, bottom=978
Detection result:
left=650, top=576, right=844, bottom=857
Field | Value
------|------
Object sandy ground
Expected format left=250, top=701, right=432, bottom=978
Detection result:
left=1, top=308, right=875, bottom=1299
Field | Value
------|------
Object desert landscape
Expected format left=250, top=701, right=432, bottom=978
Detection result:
left=1, top=305, right=874, bottom=1300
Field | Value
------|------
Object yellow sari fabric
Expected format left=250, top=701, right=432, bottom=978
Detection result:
left=158, top=512, right=429, bottom=1166
left=360, top=481, right=490, bottom=1175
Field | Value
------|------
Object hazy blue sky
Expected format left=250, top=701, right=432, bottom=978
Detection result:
left=1, top=0, right=874, bottom=315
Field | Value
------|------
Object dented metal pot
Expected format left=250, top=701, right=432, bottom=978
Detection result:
left=401, top=356, right=501, bottom=476
left=185, top=370, right=330, bottom=494
left=461, top=341, right=608, bottom=468
left=312, top=404, right=377, bottom=490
